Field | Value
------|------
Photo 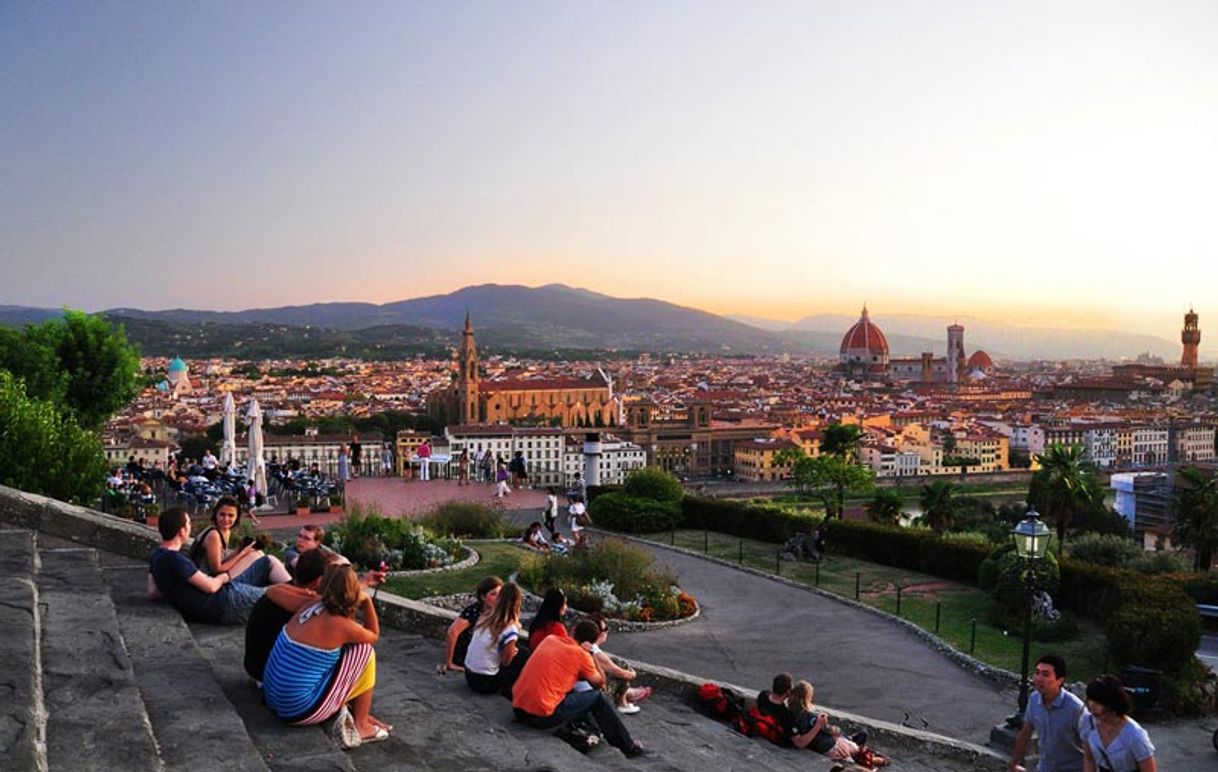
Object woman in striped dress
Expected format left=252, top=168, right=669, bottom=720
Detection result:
left=263, top=564, right=390, bottom=743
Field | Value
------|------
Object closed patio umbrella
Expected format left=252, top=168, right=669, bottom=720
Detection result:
left=220, top=392, right=237, bottom=467
left=246, top=399, right=269, bottom=508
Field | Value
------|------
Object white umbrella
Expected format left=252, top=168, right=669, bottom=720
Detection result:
left=246, top=399, right=269, bottom=508
left=220, top=392, right=237, bottom=466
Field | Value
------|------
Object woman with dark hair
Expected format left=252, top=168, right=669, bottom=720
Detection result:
left=1080, top=675, right=1156, bottom=772
left=191, top=495, right=290, bottom=586
left=527, top=588, right=568, bottom=650
left=263, top=564, right=389, bottom=746
left=463, top=582, right=528, bottom=696
left=443, top=576, right=503, bottom=673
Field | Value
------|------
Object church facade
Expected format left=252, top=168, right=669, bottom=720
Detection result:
left=428, top=314, right=619, bottom=428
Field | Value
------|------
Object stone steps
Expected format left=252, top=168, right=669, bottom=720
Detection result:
left=100, top=563, right=270, bottom=772
left=0, top=530, right=42, bottom=772
left=37, top=547, right=160, bottom=772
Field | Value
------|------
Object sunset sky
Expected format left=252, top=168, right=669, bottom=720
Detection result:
left=3, top=2, right=1216, bottom=337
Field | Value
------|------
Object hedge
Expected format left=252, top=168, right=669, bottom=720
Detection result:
left=589, top=492, right=681, bottom=534
left=673, top=494, right=1203, bottom=678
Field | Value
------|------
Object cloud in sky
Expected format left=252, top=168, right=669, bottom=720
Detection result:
left=3, top=1, right=1216, bottom=338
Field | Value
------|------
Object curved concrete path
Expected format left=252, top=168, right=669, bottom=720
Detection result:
left=604, top=539, right=1017, bottom=744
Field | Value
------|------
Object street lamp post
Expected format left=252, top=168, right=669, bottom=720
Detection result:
left=1005, top=509, right=1052, bottom=728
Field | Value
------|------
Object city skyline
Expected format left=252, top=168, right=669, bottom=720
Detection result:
left=4, top=2, right=1217, bottom=337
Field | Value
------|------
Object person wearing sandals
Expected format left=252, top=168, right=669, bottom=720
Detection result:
left=463, top=582, right=529, bottom=696
left=1079, top=675, right=1156, bottom=772
left=262, top=564, right=391, bottom=745
left=789, top=681, right=889, bottom=768
left=574, top=615, right=651, bottom=714
left=443, top=576, right=503, bottom=673
left=512, top=619, right=647, bottom=758
left=190, top=496, right=291, bottom=587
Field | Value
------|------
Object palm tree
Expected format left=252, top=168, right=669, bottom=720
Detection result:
left=1174, top=466, right=1218, bottom=571
left=867, top=488, right=904, bottom=525
left=1029, top=444, right=1097, bottom=557
left=822, top=423, right=864, bottom=461
left=919, top=481, right=957, bottom=534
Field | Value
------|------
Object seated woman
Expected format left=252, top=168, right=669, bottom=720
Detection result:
left=571, top=614, right=652, bottom=714
left=262, top=564, right=390, bottom=745
left=443, top=576, right=503, bottom=673
left=1080, top=674, right=1156, bottom=772
left=526, top=588, right=568, bottom=651
left=191, top=496, right=290, bottom=586
left=463, top=582, right=528, bottom=697
left=245, top=548, right=339, bottom=683
left=788, top=681, right=888, bottom=767
left=521, top=522, right=552, bottom=552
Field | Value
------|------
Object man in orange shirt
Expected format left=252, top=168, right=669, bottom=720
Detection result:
left=512, top=619, right=646, bottom=757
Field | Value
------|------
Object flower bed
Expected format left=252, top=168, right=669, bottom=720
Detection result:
left=515, top=537, right=697, bottom=623
left=323, top=505, right=464, bottom=571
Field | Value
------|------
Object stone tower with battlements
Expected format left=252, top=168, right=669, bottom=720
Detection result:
left=1181, top=308, right=1200, bottom=368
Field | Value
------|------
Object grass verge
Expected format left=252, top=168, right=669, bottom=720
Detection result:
left=381, top=542, right=524, bottom=600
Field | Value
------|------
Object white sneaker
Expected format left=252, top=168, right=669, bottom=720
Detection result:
left=617, top=702, right=640, bottom=714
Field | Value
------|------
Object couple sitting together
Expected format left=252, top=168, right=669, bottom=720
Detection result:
left=443, top=579, right=648, bottom=758
left=758, top=672, right=890, bottom=769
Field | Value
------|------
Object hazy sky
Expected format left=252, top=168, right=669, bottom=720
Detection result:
left=3, top=2, right=1216, bottom=337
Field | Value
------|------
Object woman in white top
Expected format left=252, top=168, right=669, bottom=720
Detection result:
left=462, top=582, right=528, bottom=697
left=1080, top=675, right=1156, bottom=772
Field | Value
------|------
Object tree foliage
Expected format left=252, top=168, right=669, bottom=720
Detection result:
left=0, top=371, right=106, bottom=504
left=1173, top=466, right=1218, bottom=571
left=776, top=448, right=874, bottom=519
left=866, top=488, right=904, bottom=525
left=1029, top=443, right=1098, bottom=556
left=918, top=480, right=958, bottom=534
left=821, top=423, right=864, bottom=460
left=622, top=466, right=684, bottom=504
left=0, top=310, right=140, bottom=430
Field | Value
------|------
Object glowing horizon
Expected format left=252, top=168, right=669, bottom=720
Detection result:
left=4, top=2, right=1216, bottom=343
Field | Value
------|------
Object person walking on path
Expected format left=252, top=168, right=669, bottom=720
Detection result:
left=457, top=450, right=470, bottom=486
left=543, top=487, right=560, bottom=537
left=417, top=439, right=432, bottom=482
left=1079, top=675, right=1156, bottom=772
left=1009, top=654, right=1085, bottom=772
left=494, top=461, right=511, bottom=498
left=337, top=445, right=350, bottom=483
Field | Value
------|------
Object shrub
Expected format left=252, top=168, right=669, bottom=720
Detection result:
left=985, top=544, right=1061, bottom=617
left=1166, top=571, right=1218, bottom=605
left=1160, top=657, right=1218, bottom=715
left=681, top=496, right=819, bottom=543
left=1065, top=533, right=1143, bottom=568
left=516, top=537, right=691, bottom=622
left=822, top=519, right=992, bottom=584
left=1130, top=550, right=1190, bottom=575
left=589, top=492, right=680, bottom=533
left=585, top=484, right=621, bottom=503
left=325, top=504, right=463, bottom=570
left=418, top=500, right=513, bottom=539
left=623, top=467, right=684, bottom=503
left=1105, top=576, right=1201, bottom=674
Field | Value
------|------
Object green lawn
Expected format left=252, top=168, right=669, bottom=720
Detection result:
left=381, top=542, right=525, bottom=600
left=653, top=529, right=1110, bottom=682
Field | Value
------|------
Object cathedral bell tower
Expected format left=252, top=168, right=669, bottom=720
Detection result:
left=1181, top=308, right=1200, bottom=368
left=457, top=311, right=480, bottom=424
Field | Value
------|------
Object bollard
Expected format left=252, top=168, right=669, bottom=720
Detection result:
left=776, top=550, right=781, bottom=575
left=970, top=617, right=977, bottom=654
left=855, top=572, right=861, bottom=600
left=738, top=537, right=743, bottom=564
left=670, top=524, right=675, bottom=546
left=935, top=602, right=941, bottom=634
left=896, top=585, right=902, bottom=616
left=704, top=528, right=708, bottom=554
left=815, top=561, right=820, bottom=587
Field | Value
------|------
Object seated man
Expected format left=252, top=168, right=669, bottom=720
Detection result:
left=512, top=619, right=646, bottom=758
left=284, top=524, right=328, bottom=572
left=147, top=507, right=266, bottom=625
left=756, top=672, right=796, bottom=732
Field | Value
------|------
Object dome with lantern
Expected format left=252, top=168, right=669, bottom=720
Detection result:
left=839, top=306, right=890, bottom=376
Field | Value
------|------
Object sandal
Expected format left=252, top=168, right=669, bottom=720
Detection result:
left=361, top=726, right=390, bottom=743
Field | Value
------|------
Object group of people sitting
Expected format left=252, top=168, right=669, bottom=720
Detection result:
left=519, top=486, right=592, bottom=554
left=755, top=672, right=889, bottom=768
left=147, top=500, right=391, bottom=746
left=441, top=579, right=652, bottom=757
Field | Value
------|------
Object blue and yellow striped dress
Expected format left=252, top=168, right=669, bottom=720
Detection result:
left=263, top=626, right=341, bottom=721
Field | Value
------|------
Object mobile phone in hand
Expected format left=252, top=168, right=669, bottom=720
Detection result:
left=241, top=536, right=256, bottom=548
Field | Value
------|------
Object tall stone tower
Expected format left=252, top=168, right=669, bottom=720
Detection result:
left=457, top=311, right=480, bottom=424
left=946, top=324, right=965, bottom=384
left=1181, top=308, right=1200, bottom=368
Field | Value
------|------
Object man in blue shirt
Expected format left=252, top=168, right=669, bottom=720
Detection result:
left=1009, top=653, right=1085, bottom=772
left=147, top=507, right=265, bottom=624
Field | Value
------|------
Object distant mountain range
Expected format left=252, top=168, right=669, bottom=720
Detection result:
left=0, top=285, right=1185, bottom=360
